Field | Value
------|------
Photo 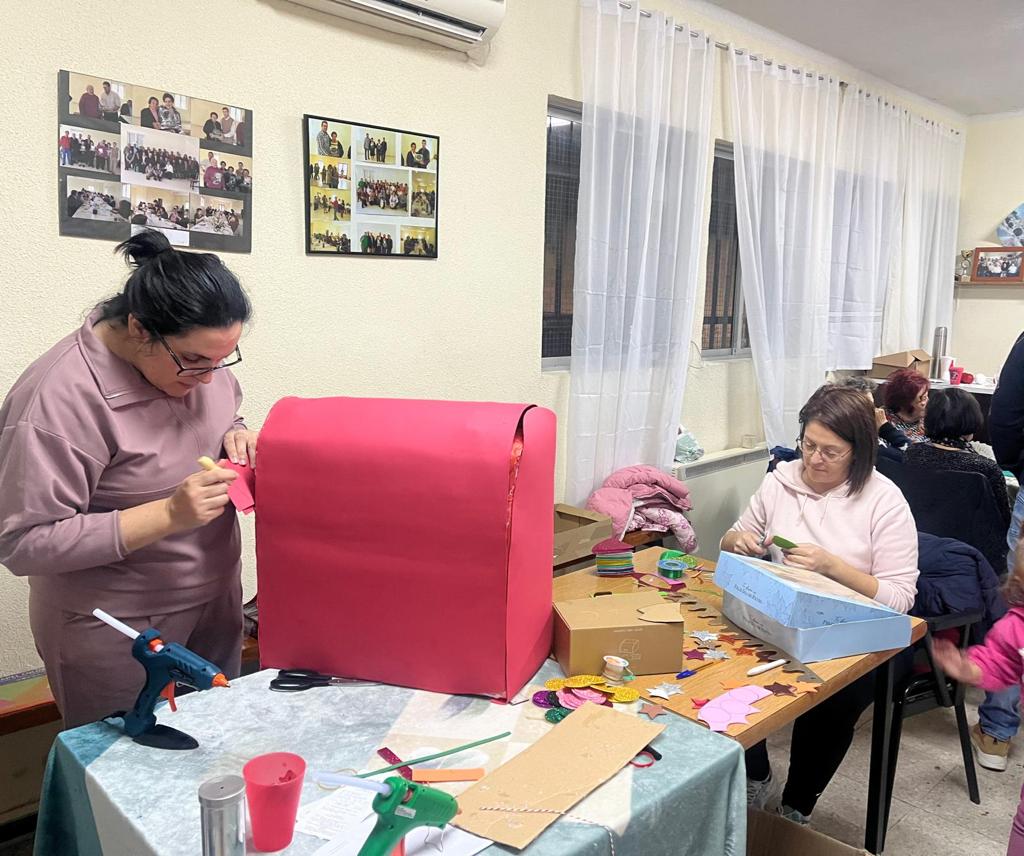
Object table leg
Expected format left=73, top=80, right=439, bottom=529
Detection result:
left=865, top=658, right=895, bottom=854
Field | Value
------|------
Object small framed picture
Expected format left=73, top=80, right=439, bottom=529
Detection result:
left=971, top=247, right=1024, bottom=282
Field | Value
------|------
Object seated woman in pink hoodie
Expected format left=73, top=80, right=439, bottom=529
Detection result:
left=721, top=384, right=919, bottom=825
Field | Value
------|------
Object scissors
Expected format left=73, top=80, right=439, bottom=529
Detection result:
left=269, top=669, right=373, bottom=692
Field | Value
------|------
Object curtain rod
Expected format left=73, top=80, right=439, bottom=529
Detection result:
left=616, top=1, right=962, bottom=134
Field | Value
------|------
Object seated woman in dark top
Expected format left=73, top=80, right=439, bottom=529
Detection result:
left=905, top=388, right=1012, bottom=530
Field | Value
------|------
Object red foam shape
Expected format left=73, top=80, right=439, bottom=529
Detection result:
left=219, top=459, right=256, bottom=514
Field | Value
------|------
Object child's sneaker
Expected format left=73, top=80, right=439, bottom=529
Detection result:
left=971, top=723, right=1010, bottom=771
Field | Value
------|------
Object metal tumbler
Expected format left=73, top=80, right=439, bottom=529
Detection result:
left=199, top=774, right=246, bottom=856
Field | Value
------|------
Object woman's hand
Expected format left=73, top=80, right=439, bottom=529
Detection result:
left=781, top=543, right=839, bottom=575
left=166, top=465, right=237, bottom=531
left=932, top=638, right=983, bottom=685
left=223, top=428, right=259, bottom=467
left=725, top=530, right=768, bottom=557
left=874, top=407, right=888, bottom=430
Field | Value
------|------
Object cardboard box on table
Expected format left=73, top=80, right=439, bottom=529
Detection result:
left=715, top=552, right=912, bottom=663
left=553, top=592, right=685, bottom=676
left=870, top=349, right=931, bottom=380
left=553, top=504, right=613, bottom=566
left=255, top=397, right=556, bottom=699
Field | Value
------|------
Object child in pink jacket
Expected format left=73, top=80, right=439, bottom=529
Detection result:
left=935, top=561, right=1024, bottom=855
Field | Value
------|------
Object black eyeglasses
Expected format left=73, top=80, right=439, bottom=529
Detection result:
left=156, top=333, right=242, bottom=377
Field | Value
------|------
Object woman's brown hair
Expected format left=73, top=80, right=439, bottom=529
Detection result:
left=798, top=385, right=878, bottom=495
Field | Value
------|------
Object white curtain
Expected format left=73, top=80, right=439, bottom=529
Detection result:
left=566, top=0, right=714, bottom=504
left=828, top=91, right=905, bottom=370
left=881, top=118, right=965, bottom=354
left=727, top=50, right=840, bottom=448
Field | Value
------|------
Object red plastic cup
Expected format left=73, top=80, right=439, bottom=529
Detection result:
left=243, top=752, right=306, bottom=852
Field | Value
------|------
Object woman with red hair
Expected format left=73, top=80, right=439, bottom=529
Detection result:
left=884, top=368, right=930, bottom=443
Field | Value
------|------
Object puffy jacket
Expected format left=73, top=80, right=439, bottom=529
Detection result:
left=912, top=532, right=1007, bottom=641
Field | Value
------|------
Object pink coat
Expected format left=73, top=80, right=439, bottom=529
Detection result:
left=587, top=465, right=697, bottom=551
left=967, top=606, right=1024, bottom=692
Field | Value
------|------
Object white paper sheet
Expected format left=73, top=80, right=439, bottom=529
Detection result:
left=296, top=787, right=375, bottom=840
left=311, top=813, right=490, bottom=856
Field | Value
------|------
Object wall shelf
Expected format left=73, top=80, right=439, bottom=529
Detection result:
left=955, top=279, right=1024, bottom=287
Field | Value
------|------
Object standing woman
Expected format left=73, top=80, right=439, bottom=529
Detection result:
left=721, top=385, right=918, bottom=824
left=0, top=230, right=256, bottom=729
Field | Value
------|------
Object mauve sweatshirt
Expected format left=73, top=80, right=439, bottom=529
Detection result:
left=729, top=460, right=920, bottom=613
left=0, top=311, right=245, bottom=614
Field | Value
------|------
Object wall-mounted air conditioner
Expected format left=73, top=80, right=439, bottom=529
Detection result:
left=285, top=0, right=506, bottom=52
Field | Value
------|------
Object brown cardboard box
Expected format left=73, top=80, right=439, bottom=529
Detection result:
left=552, top=591, right=684, bottom=676
left=553, top=504, right=613, bottom=567
left=747, top=810, right=868, bottom=855
left=870, top=349, right=931, bottom=380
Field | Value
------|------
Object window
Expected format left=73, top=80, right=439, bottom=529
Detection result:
left=702, top=142, right=749, bottom=356
left=542, top=97, right=582, bottom=365
left=541, top=109, right=749, bottom=363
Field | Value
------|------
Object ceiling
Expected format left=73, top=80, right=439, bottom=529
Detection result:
left=703, top=0, right=1024, bottom=116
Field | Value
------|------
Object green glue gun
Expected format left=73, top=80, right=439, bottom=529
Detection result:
left=314, top=773, right=458, bottom=856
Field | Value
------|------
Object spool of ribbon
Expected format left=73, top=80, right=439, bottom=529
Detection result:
left=602, top=655, right=634, bottom=684
left=657, top=558, right=687, bottom=580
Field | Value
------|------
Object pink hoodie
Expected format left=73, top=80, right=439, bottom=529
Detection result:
left=967, top=606, right=1024, bottom=692
left=729, top=460, right=919, bottom=613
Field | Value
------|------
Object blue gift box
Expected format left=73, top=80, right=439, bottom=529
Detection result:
left=715, top=551, right=912, bottom=662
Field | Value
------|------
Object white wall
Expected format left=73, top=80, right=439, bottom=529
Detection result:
left=0, top=0, right=967, bottom=675
left=951, top=112, right=1024, bottom=377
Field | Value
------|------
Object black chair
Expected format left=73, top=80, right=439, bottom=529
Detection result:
left=875, top=456, right=1008, bottom=573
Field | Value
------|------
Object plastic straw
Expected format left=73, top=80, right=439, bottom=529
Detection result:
left=357, top=731, right=511, bottom=778
left=314, top=773, right=392, bottom=796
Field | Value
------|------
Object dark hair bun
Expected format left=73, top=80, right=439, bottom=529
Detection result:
left=116, top=229, right=173, bottom=268
left=99, top=230, right=250, bottom=337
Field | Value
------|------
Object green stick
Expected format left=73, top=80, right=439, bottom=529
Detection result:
left=357, top=730, right=512, bottom=778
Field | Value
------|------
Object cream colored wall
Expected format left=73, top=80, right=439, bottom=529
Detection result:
left=952, top=112, right=1024, bottom=377
left=0, top=0, right=967, bottom=675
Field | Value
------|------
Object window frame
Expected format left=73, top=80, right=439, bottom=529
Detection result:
left=701, top=140, right=751, bottom=360
left=541, top=96, right=584, bottom=372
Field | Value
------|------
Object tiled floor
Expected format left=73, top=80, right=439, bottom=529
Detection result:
left=766, top=686, right=1019, bottom=854
left=3, top=689, right=1020, bottom=855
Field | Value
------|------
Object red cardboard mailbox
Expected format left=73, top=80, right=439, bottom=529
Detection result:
left=255, top=397, right=556, bottom=699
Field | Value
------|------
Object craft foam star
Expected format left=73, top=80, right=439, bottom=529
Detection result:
left=683, top=648, right=707, bottom=661
left=765, top=682, right=798, bottom=697
left=639, top=702, right=666, bottom=719
left=717, top=634, right=741, bottom=646
left=703, top=649, right=730, bottom=661
left=735, top=646, right=758, bottom=658
left=690, top=630, right=719, bottom=646
left=692, top=698, right=709, bottom=709
left=755, top=650, right=780, bottom=662
left=648, top=682, right=684, bottom=700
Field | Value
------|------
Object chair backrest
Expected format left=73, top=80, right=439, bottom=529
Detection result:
left=876, top=456, right=1007, bottom=572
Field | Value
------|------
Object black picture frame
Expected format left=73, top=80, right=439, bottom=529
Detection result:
left=303, top=113, right=439, bottom=259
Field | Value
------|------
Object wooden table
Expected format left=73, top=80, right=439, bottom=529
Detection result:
left=554, top=548, right=926, bottom=854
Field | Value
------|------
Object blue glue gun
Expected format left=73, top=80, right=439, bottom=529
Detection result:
left=94, top=609, right=229, bottom=750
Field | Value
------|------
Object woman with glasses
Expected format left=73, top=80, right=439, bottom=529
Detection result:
left=721, top=384, right=918, bottom=826
left=0, top=229, right=254, bottom=728
left=882, top=367, right=930, bottom=443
